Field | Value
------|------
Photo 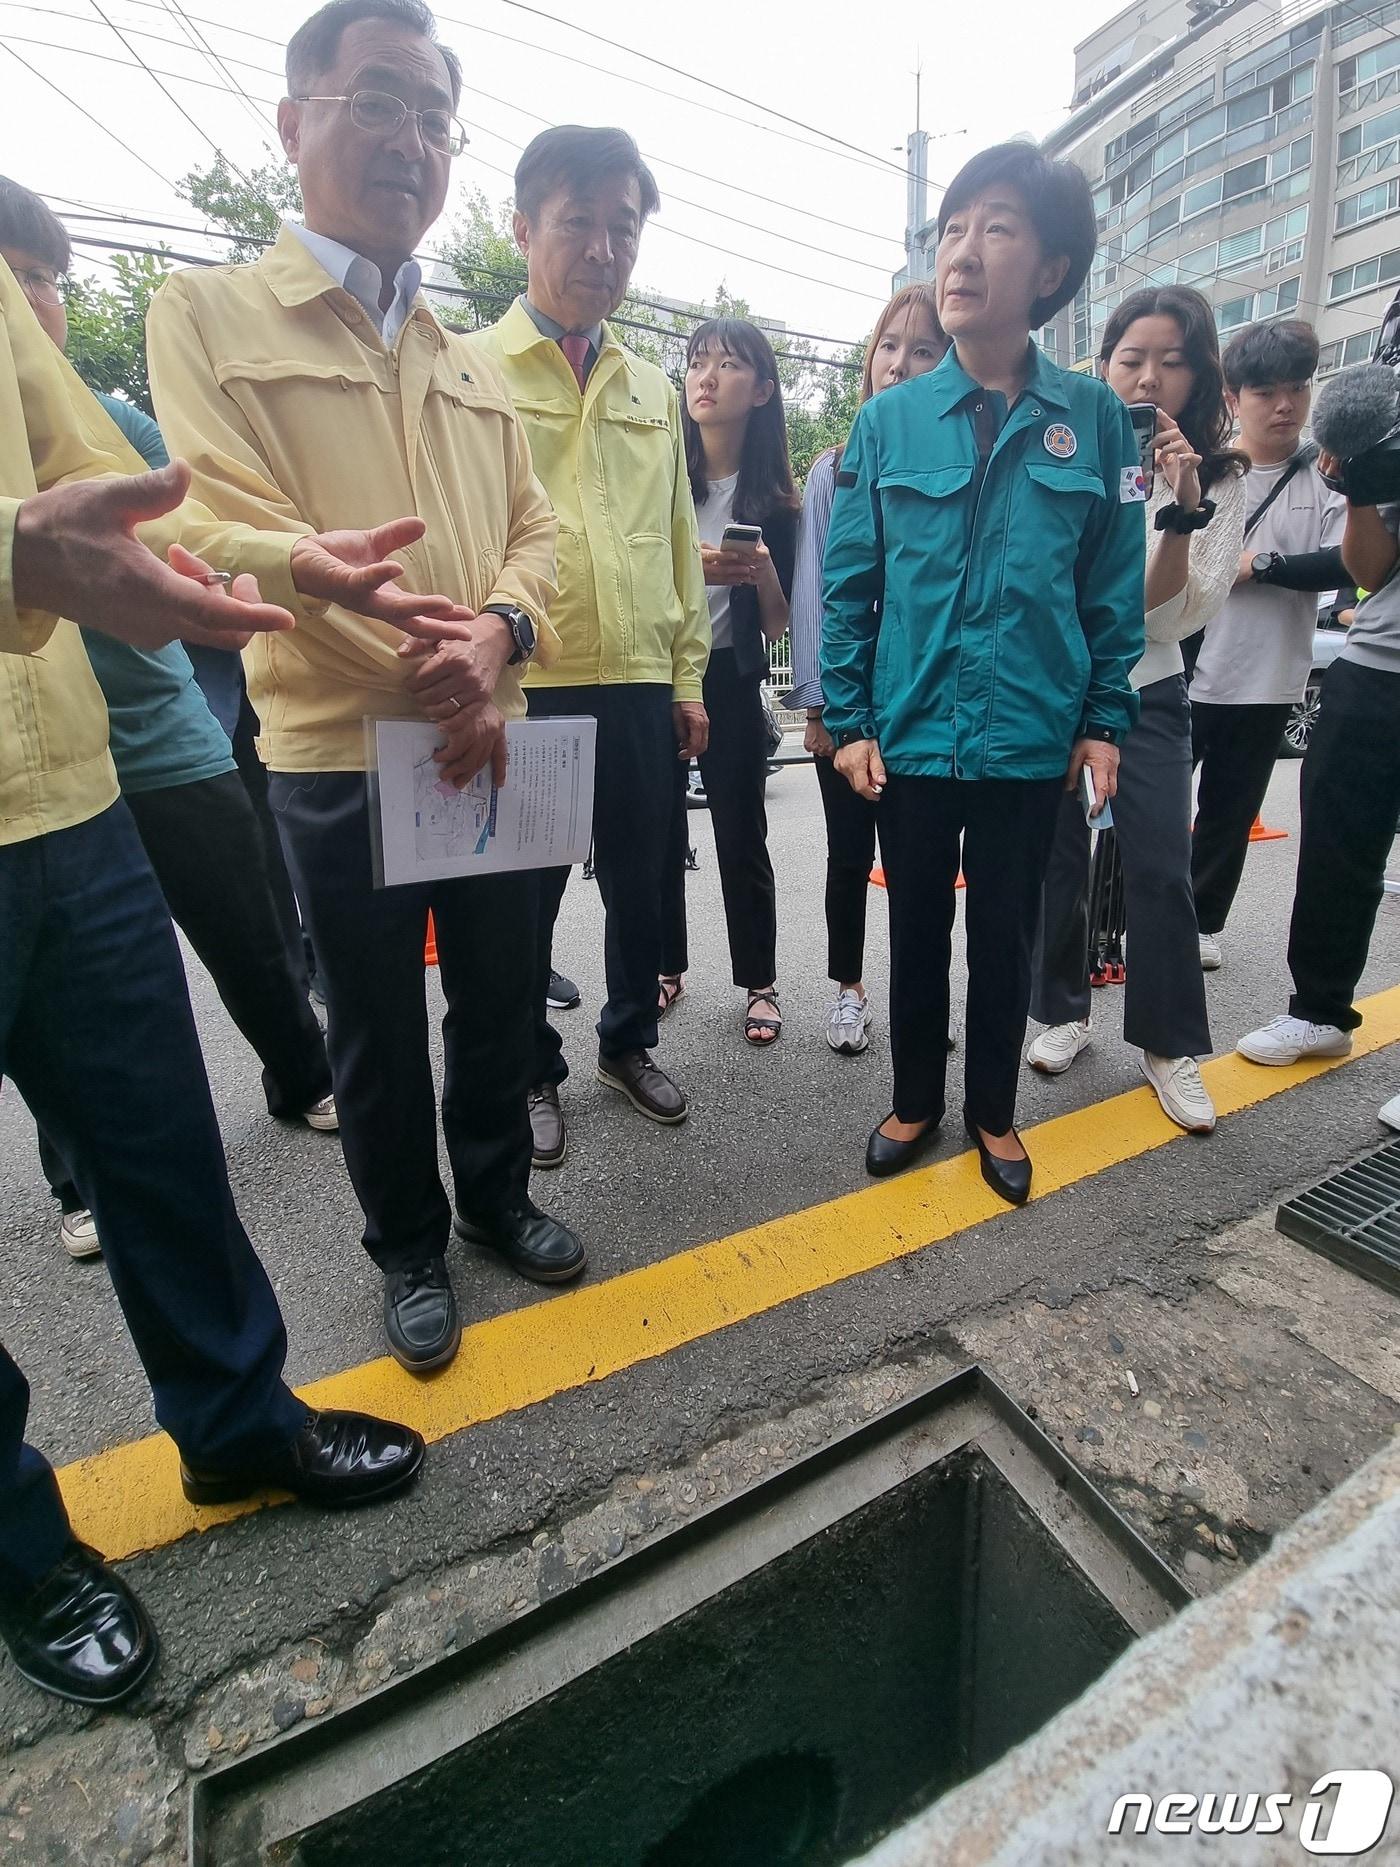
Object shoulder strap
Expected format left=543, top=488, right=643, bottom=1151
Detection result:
left=1243, top=442, right=1318, bottom=542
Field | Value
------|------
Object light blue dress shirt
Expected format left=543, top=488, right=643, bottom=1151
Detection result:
left=285, top=221, right=423, bottom=347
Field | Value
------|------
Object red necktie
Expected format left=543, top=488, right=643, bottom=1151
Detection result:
left=559, top=333, right=590, bottom=392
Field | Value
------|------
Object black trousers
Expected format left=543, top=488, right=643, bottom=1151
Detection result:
left=880, top=774, right=1063, bottom=1134
left=1190, top=699, right=1292, bottom=936
left=232, top=687, right=315, bottom=991
left=1, top=804, right=304, bottom=1591
left=1287, top=657, right=1400, bottom=1031
left=1033, top=674, right=1210, bottom=1057
left=123, top=771, right=331, bottom=1117
left=660, top=649, right=777, bottom=987
left=268, top=772, right=536, bottom=1271
left=528, top=684, right=677, bottom=1084
left=815, top=752, right=879, bottom=985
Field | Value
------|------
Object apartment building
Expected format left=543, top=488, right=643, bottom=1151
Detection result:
left=1039, top=0, right=1400, bottom=373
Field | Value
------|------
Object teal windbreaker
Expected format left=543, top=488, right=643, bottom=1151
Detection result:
left=821, top=344, right=1146, bottom=780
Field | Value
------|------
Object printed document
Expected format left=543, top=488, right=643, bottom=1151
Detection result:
left=370, top=717, right=596, bottom=886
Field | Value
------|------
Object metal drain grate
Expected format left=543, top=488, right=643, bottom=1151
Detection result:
left=1277, top=1140, right=1400, bottom=1296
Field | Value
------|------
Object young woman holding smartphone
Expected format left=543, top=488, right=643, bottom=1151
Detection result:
left=785, top=283, right=947, bottom=1056
left=658, top=318, right=799, bottom=1045
left=1028, top=285, right=1247, bottom=1132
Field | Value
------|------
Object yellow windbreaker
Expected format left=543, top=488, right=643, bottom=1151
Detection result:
left=146, top=229, right=559, bottom=773
left=0, top=266, right=301, bottom=845
left=476, top=300, right=709, bottom=701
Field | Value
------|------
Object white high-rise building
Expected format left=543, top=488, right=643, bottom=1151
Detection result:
left=1040, top=0, right=1400, bottom=373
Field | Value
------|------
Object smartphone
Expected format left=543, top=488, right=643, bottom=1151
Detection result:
left=720, top=523, right=763, bottom=557
left=1128, top=403, right=1157, bottom=497
left=1079, top=764, right=1114, bottom=829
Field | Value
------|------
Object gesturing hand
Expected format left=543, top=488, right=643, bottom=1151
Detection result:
left=673, top=701, right=710, bottom=758
left=432, top=701, right=508, bottom=791
left=12, top=460, right=295, bottom=649
left=834, top=737, right=886, bottom=801
left=289, top=516, right=473, bottom=641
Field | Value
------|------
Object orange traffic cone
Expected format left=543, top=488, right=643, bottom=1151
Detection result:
left=870, top=867, right=966, bottom=889
left=424, top=910, right=438, bottom=967
left=1248, top=814, right=1287, bottom=843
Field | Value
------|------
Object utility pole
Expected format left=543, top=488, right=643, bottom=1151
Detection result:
left=905, top=60, right=930, bottom=283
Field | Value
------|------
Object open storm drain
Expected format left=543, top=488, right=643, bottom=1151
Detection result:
left=191, top=1368, right=1188, bottom=1866
left=1277, top=1139, right=1400, bottom=1297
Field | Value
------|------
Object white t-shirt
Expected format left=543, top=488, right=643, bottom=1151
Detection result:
left=1189, top=457, right=1346, bottom=707
left=695, top=472, right=739, bottom=655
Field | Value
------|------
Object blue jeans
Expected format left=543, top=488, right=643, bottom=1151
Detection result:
left=0, top=804, right=305, bottom=1589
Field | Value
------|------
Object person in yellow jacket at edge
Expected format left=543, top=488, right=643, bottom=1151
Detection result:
left=146, top=0, right=589, bottom=1379
left=478, top=124, right=711, bottom=1174
left=0, top=245, right=487, bottom=1707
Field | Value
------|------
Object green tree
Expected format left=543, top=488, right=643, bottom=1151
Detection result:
left=65, top=250, right=174, bottom=415
left=179, top=153, right=302, bottom=263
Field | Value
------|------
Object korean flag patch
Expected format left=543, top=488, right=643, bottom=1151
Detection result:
left=1120, top=465, right=1149, bottom=504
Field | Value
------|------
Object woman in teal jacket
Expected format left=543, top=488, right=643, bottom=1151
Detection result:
left=823, top=143, right=1146, bottom=1202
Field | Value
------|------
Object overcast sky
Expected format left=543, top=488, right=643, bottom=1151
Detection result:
left=3, top=0, right=1115, bottom=347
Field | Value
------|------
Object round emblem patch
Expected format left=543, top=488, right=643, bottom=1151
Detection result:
left=1044, top=423, right=1077, bottom=459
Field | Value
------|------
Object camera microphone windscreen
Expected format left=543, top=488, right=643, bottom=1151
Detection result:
left=1313, top=363, right=1400, bottom=460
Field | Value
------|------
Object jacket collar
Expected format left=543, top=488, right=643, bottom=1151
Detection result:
left=921, top=340, right=1071, bottom=417
left=495, top=294, right=626, bottom=367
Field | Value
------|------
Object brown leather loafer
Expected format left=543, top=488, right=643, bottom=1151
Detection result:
left=596, top=1049, right=688, bottom=1124
left=528, top=1083, right=567, bottom=1168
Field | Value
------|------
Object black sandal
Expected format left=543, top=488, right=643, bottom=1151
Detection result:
left=744, top=988, right=782, bottom=1046
left=658, top=974, right=684, bottom=1017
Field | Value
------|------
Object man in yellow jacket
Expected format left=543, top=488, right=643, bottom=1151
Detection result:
left=478, top=126, right=710, bottom=1167
left=1, top=262, right=441, bottom=1709
left=147, top=0, right=586, bottom=1374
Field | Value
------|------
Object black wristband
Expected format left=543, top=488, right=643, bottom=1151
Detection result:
left=1154, top=497, right=1216, bottom=534
left=1079, top=725, right=1121, bottom=746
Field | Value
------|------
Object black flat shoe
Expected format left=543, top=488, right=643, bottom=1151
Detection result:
left=379, top=1256, right=461, bottom=1370
left=181, top=1409, right=426, bottom=1508
left=964, top=1114, right=1032, bottom=1205
left=0, top=1544, right=156, bottom=1706
left=455, top=1201, right=587, bottom=1284
left=865, top=1115, right=940, bottom=1178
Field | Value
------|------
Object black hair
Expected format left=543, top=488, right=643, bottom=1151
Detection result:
left=1221, top=318, right=1320, bottom=391
left=682, top=317, right=798, bottom=523
left=286, top=0, right=461, bottom=105
left=0, top=176, right=70, bottom=274
left=514, top=126, right=660, bottom=224
left=936, top=141, right=1096, bottom=326
left=1100, top=285, right=1249, bottom=491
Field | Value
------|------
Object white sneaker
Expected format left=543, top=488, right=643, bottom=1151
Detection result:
left=1198, top=933, right=1222, bottom=971
left=826, top=989, right=872, bottom=1055
left=1026, top=1022, right=1091, bottom=1075
left=1141, top=1052, right=1216, bottom=1133
left=1379, top=1094, right=1400, bottom=1132
left=1236, top=1015, right=1352, bottom=1067
left=60, top=1209, right=102, bottom=1260
left=303, top=1093, right=340, bottom=1132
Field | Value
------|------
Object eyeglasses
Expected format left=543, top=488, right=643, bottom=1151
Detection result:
left=294, top=89, right=469, bottom=157
left=14, top=265, right=63, bottom=307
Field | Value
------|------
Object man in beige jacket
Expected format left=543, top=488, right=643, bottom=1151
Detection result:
left=148, top=0, right=586, bottom=1373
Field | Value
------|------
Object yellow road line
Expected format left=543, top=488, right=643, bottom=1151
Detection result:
left=59, top=986, right=1400, bottom=1561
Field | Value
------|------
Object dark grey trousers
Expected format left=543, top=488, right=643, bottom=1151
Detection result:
left=1031, top=673, right=1211, bottom=1058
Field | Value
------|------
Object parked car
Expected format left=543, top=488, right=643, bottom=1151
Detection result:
left=1281, top=615, right=1347, bottom=759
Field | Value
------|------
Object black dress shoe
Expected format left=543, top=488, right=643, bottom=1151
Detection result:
left=0, top=1544, right=156, bottom=1706
left=865, top=1115, right=941, bottom=1178
left=596, top=1048, right=687, bottom=1123
left=964, top=1113, right=1032, bottom=1205
left=528, top=1083, right=567, bottom=1168
left=181, top=1409, right=426, bottom=1508
left=454, top=1200, right=587, bottom=1284
left=379, top=1257, right=461, bottom=1370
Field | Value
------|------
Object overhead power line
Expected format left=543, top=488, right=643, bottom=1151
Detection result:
left=159, top=0, right=273, bottom=137
left=0, top=39, right=181, bottom=193
left=62, top=230, right=866, bottom=370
